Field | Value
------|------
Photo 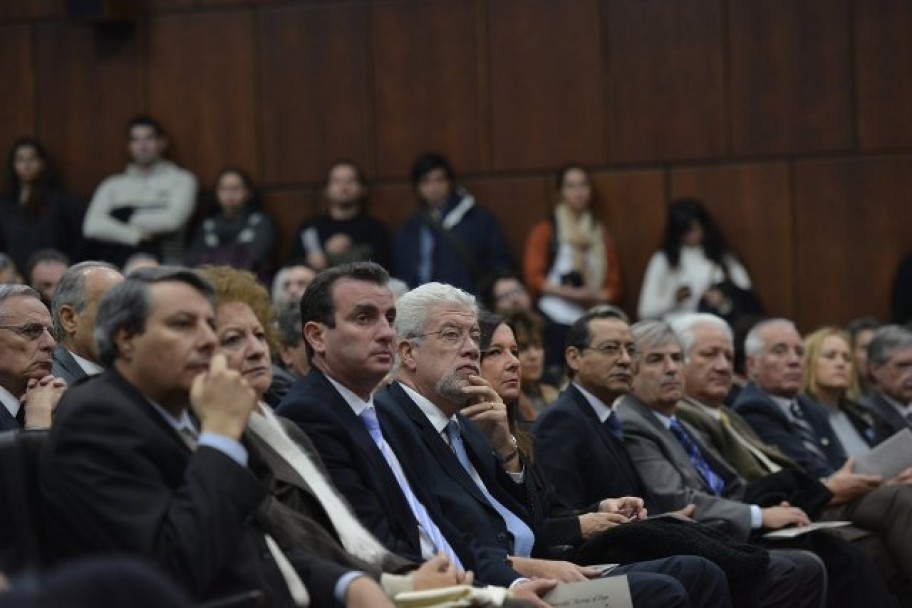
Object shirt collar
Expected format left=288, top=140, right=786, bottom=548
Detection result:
left=684, top=396, right=723, bottom=421
left=880, top=392, right=912, bottom=416
left=70, top=350, right=105, bottom=376
left=0, top=385, right=20, bottom=419
left=651, top=409, right=675, bottom=429
left=325, top=374, right=374, bottom=417
left=399, top=383, right=453, bottom=434
left=146, top=400, right=196, bottom=435
left=573, top=382, right=618, bottom=424
left=769, top=394, right=795, bottom=420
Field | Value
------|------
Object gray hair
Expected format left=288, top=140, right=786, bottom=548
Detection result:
left=276, top=301, right=303, bottom=347
left=671, top=313, right=732, bottom=360
left=51, top=261, right=119, bottom=340
left=95, top=266, right=215, bottom=367
left=744, top=318, right=796, bottom=358
left=867, top=325, right=912, bottom=368
left=0, top=284, right=42, bottom=321
left=395, top=282, right=477, bottom=341
left=631, top=319, right=681, bottom=352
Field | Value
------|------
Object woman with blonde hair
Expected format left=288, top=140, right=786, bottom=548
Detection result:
left=802, top=327, right=886, bottom=456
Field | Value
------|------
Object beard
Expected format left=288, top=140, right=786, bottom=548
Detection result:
left=436, top=370, right=474, bottom=409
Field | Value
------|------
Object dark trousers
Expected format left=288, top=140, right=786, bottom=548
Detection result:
left=613, top=555, right=731, bottom=608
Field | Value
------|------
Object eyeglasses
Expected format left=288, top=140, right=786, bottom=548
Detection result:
left=416, top=325, right=481, bottom=347
left=0, top=323, right=54, bottom=341
left=581, top=341, right=638, bottom=359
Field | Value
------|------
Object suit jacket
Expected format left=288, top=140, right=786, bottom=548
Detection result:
left=276, top=369, right=520, bottom=587
left=375, top=382, right=543, bottom=557
left=0, top=404, right=18, bottom=431
left=50, top=346, right=89, bottom=385
left=40, top=369, right=349, bottom=606
left=862, top=391, right=911, bottom=439
left=675, top=398, right=798, bottom=482
left=733, top=384, right=846, bottom=478
left=533, top=384, right=659, bottom=513
left=617, top=394, right=754, bottom=540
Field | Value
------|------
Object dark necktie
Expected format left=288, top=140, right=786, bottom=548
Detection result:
left=668, top=418, right=726, bottom=495
left=604, top=410, right=624, bottom=440
left=788, top=400, right=828, bottom=462
left=15, top=406, right=25, bottom=427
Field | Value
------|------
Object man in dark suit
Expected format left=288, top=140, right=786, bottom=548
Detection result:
left=50, top=261, right=123, bottom=384
left=277, top=262, right=556, bottom=604
left=0, top=284, right=65, bottom=431
left=864, top=324, right=912, bottom=437
left=40, top=266, right=390, bottom=607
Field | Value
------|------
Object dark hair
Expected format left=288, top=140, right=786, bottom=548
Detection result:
left=503, top=308, right=545, bottom=349
left=299, top=261, right=390, bottom=361
left=4, top=137, right=60, bottom=217
left=563, top=308, right=627, bottom=378
left=126, top=115, right=165, bottom=138
left=846, top=316, right=881, bottom=343
left=661, top=197, right=732, bottom=270
left=323, top=159, right=366, bottom=190
left=478, top=310, right=504, bottom=352
left=410, top=152, right=454, bottom=189
left=478, top=270, right=525, bottom=311
left=276, top=301, right=303, bottom=347
left=26, top=248, right=70, bottom=281
left=95, top=266, right=215, bottom=367
left=210, top=167, right=261, bottom=215
left=554, top=163, right=589, bottom=189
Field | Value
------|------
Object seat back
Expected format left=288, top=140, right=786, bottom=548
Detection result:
left=0, top=430, right=49, bottom=575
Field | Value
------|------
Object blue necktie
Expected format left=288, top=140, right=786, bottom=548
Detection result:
left=604, top=410, right=624, bottom=440
left=668, top=418, right=726, bottom=496
left=788, top=401, right=828, bottom=464
left=360, top=407, right=462, bottom=568
left=446, top=420, right=536, bottom=557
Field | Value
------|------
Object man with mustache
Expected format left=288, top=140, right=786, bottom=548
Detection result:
left=0, top=284, right=65, bottom=430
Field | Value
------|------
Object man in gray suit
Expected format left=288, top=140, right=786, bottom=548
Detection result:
left=50, top=261, right=123, bottom=384
left=864, top=325, right=912, bottom=437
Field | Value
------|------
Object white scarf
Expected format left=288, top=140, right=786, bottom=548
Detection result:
left=248, top=406, right=391, bottom=566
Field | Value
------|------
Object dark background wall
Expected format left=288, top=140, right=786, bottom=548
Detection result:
left=3, top=0, right=911, bottom=330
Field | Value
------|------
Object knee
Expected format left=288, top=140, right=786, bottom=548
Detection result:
left=627, top=573, right=688, bottom=608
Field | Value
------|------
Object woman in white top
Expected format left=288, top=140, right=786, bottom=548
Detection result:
left=638, top=198, right=754, bottom=323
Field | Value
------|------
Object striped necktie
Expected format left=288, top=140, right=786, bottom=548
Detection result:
left=788, top=401, right=828, bottom=463
left=668, top=418, right=726, bottom=495
left=360, top=407, right=463, bottom=568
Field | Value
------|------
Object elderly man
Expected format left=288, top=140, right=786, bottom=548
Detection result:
left=374, top=282, right=735, bottom=608
left=50, top=261, right=124, bottom=384
left=40, top=267, right=390, bottom=606
left=0, top=284, right=65, bottom=430
left=862, top=325, right=912, bottom=436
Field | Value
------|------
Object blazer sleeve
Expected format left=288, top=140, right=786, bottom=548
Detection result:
left=534, top=409, right=603, bottom=511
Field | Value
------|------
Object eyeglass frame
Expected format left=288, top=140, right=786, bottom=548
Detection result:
left=0, top=322, right=55, bottom=341
left=413, top=324, right=482, bottom=347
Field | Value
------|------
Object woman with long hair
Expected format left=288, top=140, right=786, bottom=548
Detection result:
left=501, top=309, right=559, bottom=429
left=638, top=198, right=758, bottom=324
left=523, top=165, right=622, bottom=370
left=0, top=138, right=82, bottom=272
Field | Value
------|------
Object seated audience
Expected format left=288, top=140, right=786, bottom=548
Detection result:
left=0, top=285, right=65, bottom=430
left=524, top=165, right=622, bottom=368
left=846, top=316, right=880, bottom=399
left=393, top=153, right=513, bottom=295
left=50, top=261, right=124, bottom=384
left=40, top=266, right=390, bottom=606
left=122, top=252, right=160, bottom=276
left=861, top=324, right=912, bottom=437
left=502, top=309, right=559, bottom=428
left=638, top=198, right=759, bottom=325
left=0, top=254, right=22, bottom=284
left=271, top=263, right=316, bottom=311
left=0, top=138, right=83, bottom=273
left=289, top=161, right=391, bottom=271
left=479, top=270, right=532, bottom=314
left=26, top=249, right=69, bottom=307
left=82, top=116, right=197, bottom=266
left=188, top=168, right=275, bottom=277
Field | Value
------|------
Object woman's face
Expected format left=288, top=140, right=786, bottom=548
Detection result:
left=560, top=168, right=592, bottom=213
left=681, top=220, right=704, bottom=247
left=216, top=301, right=273, bottom=399
left=216, top=172, right=250, bottom=216
left=13, top=145, right=44, bottom=185
left=481, top=323, right=521, bottom=402
left=815, top=334, right=853, bottom=394
left=516, top=332, right=545, bottom=384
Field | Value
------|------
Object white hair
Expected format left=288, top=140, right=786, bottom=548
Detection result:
left=395, top=282, right=477, bottom=341
left=671, top=313, right=732, bottom=360
left=744, top=318, right=796, bottom=358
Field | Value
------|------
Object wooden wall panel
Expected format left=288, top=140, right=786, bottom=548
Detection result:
left=590, top=169, right=665, bottom=315
left=671, top=163, right=794, bottom=321
left=371, top=0, right=485, bottom=178
left=259, top=4, right=369, bottom=185
left=263, top=189, right=320, bottom=264
left=488, top=0, right=605, bottom=171
left=35, top=23, right=143, bottom=198
left=0, top=0, right=63, bottom=22
left=605, top=0, right=725, bottom=163
left=729, top=0, right=852, bottom=156
left=368, top=183, right=416, bottom=239
left=794, top=156, right=912, bottom=327
left=148, top=12, right=257, bottom=187
left=0, top=26, right=34, bottom=152
left=855, top=0, right=912, bottom=150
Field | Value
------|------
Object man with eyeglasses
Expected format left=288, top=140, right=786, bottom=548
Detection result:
left=0, top=284, right=65, bottom=430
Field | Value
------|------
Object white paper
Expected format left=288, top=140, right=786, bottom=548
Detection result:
left=544, top=575, right=633, bottom=608
left=762, top=520, right=852, bottom=539
left=855, top=428, right=912, bottom=479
